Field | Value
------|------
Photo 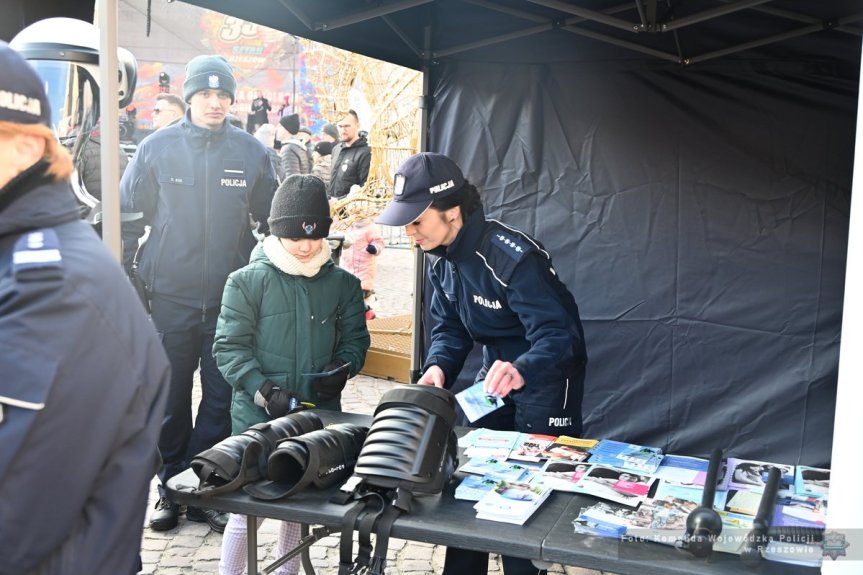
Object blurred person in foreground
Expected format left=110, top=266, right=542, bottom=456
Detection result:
left=0, top=42, right=170, bottom=575
left=377, top=152, right=587, bottom=575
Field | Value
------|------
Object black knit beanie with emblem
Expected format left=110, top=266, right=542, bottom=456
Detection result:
left=268, top=174, right=332, bottom=239
left=182, top=54, right=237, bottom=103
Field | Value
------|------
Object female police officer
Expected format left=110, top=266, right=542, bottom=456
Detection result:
left=377, top=152, right=587, bottom=575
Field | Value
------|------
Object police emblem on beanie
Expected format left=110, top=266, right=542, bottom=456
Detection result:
left=182, top=55, right=237, bottom=103
left=0, top=42, right=51, bottom=126
left=268, top=175, right=332, bottom=239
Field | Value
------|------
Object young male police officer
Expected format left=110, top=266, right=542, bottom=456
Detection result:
left=120, top=55, right=278, bottom=533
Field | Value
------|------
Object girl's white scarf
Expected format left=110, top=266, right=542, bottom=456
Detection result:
left=263, top=235, right=332, bottom=277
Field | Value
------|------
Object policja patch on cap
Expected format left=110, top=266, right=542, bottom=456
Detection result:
left=0, top=41, right=51, bottom=126
left=376, top=152, right=466, bottom=226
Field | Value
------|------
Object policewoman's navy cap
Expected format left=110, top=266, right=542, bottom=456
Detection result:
left=0, top=41, right=51, bottom=126
left=376, top=152, right=465, bottom=226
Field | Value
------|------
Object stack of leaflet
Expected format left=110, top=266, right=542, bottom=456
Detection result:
left=570, top=464, right=657, bottom=507
left=653, top=454, right=709, bottom=487
left=539, top=435, right=597, bottom=462
left=588, top=439, right=664, bottom=474
left=474, top=480, right=554, bottom=525
left=536, top=460, right=593, bottom=492
left=458, top=429, right=521, bottom=459
left=571, top=455, right=830, bottom=569
left=455, top=475, right=501, bottom=501
left=508, top=433, right=558, bottom=463
left=458, top=456, right=537, bottom=483
left=573, top=497, right=697, bottom=542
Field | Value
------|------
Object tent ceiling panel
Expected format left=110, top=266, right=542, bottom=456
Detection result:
left=180, top=0, right=862, bottom=69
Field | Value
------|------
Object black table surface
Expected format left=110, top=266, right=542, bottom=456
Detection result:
left=166, top=409, right=819, bottom=574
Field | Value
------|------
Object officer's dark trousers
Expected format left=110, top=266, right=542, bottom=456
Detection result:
left=151, top=296, right=232, bottom=494
left=442, top=404, right=550, bottom=575
left=443, top=550, right=546, bottom=575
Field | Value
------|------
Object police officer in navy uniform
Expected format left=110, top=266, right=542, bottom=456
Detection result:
left=0, top=42, right=170, bottom=574
left=377, top=152, right=587, bottom=575
left=121, top=55, right=278, bottom=533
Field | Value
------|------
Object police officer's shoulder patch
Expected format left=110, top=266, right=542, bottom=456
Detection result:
left=12, top=229, right=63, bottom=281
left=479, top=222, right=540, bottom=285
left=488, top=226, right=533, bottom=263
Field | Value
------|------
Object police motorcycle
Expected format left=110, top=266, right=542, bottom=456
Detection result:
left=11, top=17, right=138, bottom=234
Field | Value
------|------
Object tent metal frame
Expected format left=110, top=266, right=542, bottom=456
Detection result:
left=267, top=1, right=862, bottom=67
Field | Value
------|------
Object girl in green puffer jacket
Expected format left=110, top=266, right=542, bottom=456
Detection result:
left=213, top=174, right=370, bottom=575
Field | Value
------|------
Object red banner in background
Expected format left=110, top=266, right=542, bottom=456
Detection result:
left=200, top=13, right=292, bottom=79
left=200, top=13, right=295, bottom=116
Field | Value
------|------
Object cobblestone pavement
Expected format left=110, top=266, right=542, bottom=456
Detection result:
left=141, top=246, right=605, bottom=575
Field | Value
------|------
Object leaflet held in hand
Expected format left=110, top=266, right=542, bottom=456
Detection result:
left=455, top=381, right=505, bottom=423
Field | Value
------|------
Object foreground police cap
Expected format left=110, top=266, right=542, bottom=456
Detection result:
left=0, top=41, right=51, bottom=126
left=376, top=152, right=465, bottom=226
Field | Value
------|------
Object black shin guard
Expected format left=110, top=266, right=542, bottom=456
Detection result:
left=190, top=411, right=323, bottom=496
left=244, top=423, right=368, bottom=500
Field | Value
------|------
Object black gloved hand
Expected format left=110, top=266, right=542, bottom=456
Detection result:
left=365, top=244, right=378, bottom=254
left=312, top=361, right=351, bottom=402
left=255, top=380, right=307, bottom=418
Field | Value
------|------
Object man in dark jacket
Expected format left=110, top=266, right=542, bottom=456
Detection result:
left=120, top=54, right=278, bottom=533
left=247, top=91, right=271, bottom=134
left=328, top=109, right=371, bottom=199
left=0, top=42, right=170, bottom=575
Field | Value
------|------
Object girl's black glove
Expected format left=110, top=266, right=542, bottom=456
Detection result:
left=255, top=380, right=309, bottom=417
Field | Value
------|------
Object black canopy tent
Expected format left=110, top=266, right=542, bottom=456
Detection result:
left=178, top=0, right=861, bottom=468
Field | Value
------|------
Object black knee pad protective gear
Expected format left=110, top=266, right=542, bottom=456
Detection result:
left=333, top=386, right=459, bottom=575
left=244, top=423, right=368, bottom=500
left=351, top=385, right=458, bottom=497
left=190, top=411, right=323, bottom=496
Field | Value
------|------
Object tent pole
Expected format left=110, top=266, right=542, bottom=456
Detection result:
left=97, top=0, right=121, bottom=261
left=823, top=34, right=863, bottom=574
left=528, top=0, right=638, bottom=33
left=660, top=0, right=772, bottom=32
left=715, top=0, right=863, bottom=37
left=433, top=23, right=553, bottom=59
left=318, top=0, right=433, bottom=32
left=409, top=25, right=432, bottom=385
left=686, top=13, right=863, bottom=65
